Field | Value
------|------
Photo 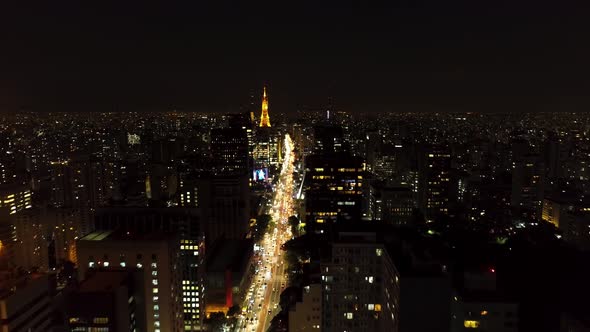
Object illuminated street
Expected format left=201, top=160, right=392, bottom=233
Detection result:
left=238, top=134, right=295, bottom=332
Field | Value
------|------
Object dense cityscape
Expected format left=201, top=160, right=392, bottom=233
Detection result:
left=0, top=96, right=590, bottom=331
left=1, top=1, right=589, bottom=331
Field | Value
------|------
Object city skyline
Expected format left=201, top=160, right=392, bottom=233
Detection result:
left=1, top=3, right=590, bottom=332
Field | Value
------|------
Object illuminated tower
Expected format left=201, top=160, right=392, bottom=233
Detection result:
left=259, top=86, right=271, bottom=127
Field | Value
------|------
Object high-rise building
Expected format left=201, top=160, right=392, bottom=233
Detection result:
left=0, top=271, right=52, bottom=331
left=77, top=231, right=184, bottom=332
left=252, top=133, right=271, bottom=170
left=365, top=130, right=382, bottom=173
left=290, top=123, right=305, bottom=153
left=0, top=151, right=29, bottom=187
left=304, top=124, right=364, bottom=233
left=210, top=128, right=249, bottom=175
left=14, top=206, right=92, bottom=271
left=321, top=231, right=400, bottom=331
left=49, top=156, right=118, bottom=209
left=418, top=144, right=452, bottom=220
left=93, top=207, right=207, bottom=331
left=208, top=175, right=250, bottom=243
left=228, top=112, right=255, bottom=175
left=151, top=136, right=185, bottom=164
left=288, top=284, right=322, bottom=331
left=370, top=183, right=415, bottom=225
left=541, top=195, right=582, bottom=228
left=559, top=211, right=590, bottom=251
left=253, top=129, right=281, bottom=173
left=178, top=173, right=250, bottom=244
left=259, top=86, right=271, bottom=128
left=0, top=183, right=33, bottom=268
left=0, top=183, right=33, bottom=215
left=511, top=154, right=544, bottom=217
left=304, top=154, right=364, bottom=233
left=269, top=133, right=281, bottom=167
left=65, top=270, right=146, bottom=332
left=313, top=125, right=348, bottom=155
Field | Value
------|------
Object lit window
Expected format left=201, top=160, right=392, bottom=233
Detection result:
left=368, top=276, right=374, bottom=283
left=481, top=310, right=488, bottom=316
left=93, top=317, right=109, bottom=324
left=376, top=249, right=382, bottom=256
left=464, top=320, right=480, bottom=328
left=374, top=304, right=382, bottom=312
left=346, top=312, right=353, bottom=319
left=120, top=262, right=126, bottom=267
left=103, top=262, right=110, bottom=267
left=153, top=288, right=159, bottom=294
left=137, top=263, right=143, bottom=268
left=368, top=304, right=374, bottom=310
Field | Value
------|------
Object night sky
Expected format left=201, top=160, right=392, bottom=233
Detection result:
left=0, top=1, right=588, bottom=113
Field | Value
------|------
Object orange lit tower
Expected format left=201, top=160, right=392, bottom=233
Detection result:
left=259, top=86, right=271, bottom=127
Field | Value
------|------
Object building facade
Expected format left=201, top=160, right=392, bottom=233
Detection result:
left=304, top=155, right=364, bottom=233
left=321, top=232, right=400, bottom=332
left=65, top=270, right=145, bottom=332
left=77, top=231, right=184, bottom=332
left=93, top=207, right=207, bottom=331
left=288, top=284, right=322, bottom=331
left=0, top=271, right=51, bottom=331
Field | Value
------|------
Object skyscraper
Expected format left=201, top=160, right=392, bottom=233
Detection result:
left=321, top=231, right=400, bottom=331
left=304, top=154, right=364, bottom=233
left=0, top=183, right=33, bottom=268
left=210, top=128, right=249, bottom=175
left=65, top=270, right=146, bottom=332
left=304, top=125, right=363, bottom=233
left=93, top=208, right=207, bottom=331
left=259, top=86, right=271, bottom=128
left=77, top=230, right=185, bottom=332
left=418, top=144, right=452, bottom=220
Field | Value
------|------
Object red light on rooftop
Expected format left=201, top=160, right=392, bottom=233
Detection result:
left=490, top=268, right=496, bottom=273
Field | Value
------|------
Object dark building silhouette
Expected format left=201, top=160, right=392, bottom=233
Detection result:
left=64, top=270, right=146, bottom=332
left=304, top=154, right=364, bottom=233
left=313, top=125, right=349, bottom=155
left=418, top=144, right=452, bottom=221
left=210, top=128, right=249, bottom=175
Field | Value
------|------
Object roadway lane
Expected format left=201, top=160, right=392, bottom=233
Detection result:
left=238, top=134, right=295, bottom=332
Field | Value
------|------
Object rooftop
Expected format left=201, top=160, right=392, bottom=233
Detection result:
left=79, top=229, right=173, bottom=242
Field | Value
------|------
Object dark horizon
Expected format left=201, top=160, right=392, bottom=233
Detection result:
left=0, top=1, right=589, bottom=113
